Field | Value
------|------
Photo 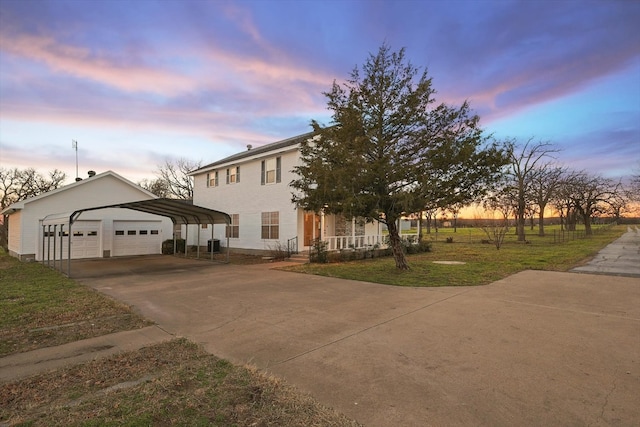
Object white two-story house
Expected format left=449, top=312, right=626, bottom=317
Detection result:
left=190, top=132, right=384, bottom=255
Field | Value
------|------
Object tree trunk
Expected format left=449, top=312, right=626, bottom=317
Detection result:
left=567, top=209, right=577, bottom=231
left=538, top=208, right=546, bottom=237
left=584, top=215, right=593, bottom=236
left=386, top=220, right=409, bottom=270
left=516, top=214, right=526, bottom=241
left=517, top=195, right=526, bottom=241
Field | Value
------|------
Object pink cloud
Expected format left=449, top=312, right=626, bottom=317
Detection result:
left=0, top=32, right=197, bottom=96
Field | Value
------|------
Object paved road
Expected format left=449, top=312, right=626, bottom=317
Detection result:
left=68, top=239, right=640, bottom=427
left=572, top=226, right=640, bottom=277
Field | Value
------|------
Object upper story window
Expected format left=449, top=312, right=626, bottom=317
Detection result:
left=261, top=156, right=281, bottom=185
left=227, top=166, right=240, bottom=184
left=207, top=171, right=219, bottom=187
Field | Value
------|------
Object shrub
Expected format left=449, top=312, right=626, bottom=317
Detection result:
left=310, top=239, right=329, bottom=263
left=268, top=241, right=289, bottom=261
left=162, top=239, right=185, bottom=254
left=401, top=235, right=432, bottom=254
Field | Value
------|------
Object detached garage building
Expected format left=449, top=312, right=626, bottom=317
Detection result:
left=2, top=170, right=173, bottom=261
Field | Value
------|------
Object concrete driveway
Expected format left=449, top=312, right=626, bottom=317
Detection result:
left=76, top=252, right=640, bottom=426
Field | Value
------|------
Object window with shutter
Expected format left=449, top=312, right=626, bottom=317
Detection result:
left=261, top=156, right=281, bottom=185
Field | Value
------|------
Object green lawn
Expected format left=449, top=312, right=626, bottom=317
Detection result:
left=284, top=224, right=629, bottom=287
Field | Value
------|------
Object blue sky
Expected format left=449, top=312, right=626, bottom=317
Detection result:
left=1, top=0, right=638, bottom=184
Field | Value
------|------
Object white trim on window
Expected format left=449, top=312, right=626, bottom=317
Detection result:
left=226, top=214, right=239, bottom=238
left=207, top=170, right=219, bottom=187
left=261, top=211, right=279, bottom=239
left=226, top=167, right=240, bottom=184
left=261, top=156, right=281, bottom=185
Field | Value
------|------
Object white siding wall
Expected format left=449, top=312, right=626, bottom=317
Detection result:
left=7, top=210, right=21, bottom=254
left=193, top=148, right=301, bottom=251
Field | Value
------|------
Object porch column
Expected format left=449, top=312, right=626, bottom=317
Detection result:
left=352, top=217, right=356, bottom=247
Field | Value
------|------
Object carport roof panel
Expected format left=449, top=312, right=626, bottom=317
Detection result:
left=69, top=198, right=231, bottom=225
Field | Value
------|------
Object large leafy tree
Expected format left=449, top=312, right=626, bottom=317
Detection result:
left=291, top=45, right=507, bottom=270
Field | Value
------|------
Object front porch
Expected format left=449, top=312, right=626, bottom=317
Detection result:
left=296, top=211, right=420, bottom=252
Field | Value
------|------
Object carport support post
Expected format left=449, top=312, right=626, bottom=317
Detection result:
left=210, top=224, right=214, bottom=261
left=59, top=224, right=64, bottom=274
left=173, top=225, right=177, bottom=255
left=67, top=219, right=72, bottom=277
left=41, top=225, right=46, bottom=266
left=46, top=225, right=51, bottom=267
left=52, top=224, right=57, bottom=270
left=184, top=224, right=188, bottom=257
left=197, top=224, right=200, bottom=259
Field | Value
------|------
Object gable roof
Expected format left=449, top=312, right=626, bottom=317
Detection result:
left=191, top=131, right=314, bottom=175
left=1, top=170, right=155, bottom=215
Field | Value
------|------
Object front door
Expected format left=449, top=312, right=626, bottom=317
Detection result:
left=303, top=212, right=321, bottom=246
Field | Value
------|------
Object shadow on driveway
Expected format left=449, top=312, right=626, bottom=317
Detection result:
left=70, top=254, right=223, bottom=279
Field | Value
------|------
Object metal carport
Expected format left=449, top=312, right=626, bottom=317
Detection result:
left=40, top=198, right=231, bottom=277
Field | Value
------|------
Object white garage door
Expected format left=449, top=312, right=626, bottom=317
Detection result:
left=113, top=221, right=163, bottom=256
left=44, top=220, right=101, bottom=259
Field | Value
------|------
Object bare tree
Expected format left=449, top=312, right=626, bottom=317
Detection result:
left=0, top=168, right=67, bottom=211
left=138, top=178, right=170, bottom=198
left=480, top=191, right=513, bottom=250
left=1, top=167, right=67, bottom=249
left=505, top=139, right=559, bottom=242
left=630, top=164, right=640, bottom=203
left=570, top=172, right=618, bottom=235
left=551, top=170, right=581, bottom=231
left=606, top=182, right=632, bottom=221
left=154, top=158, right=202, bottom=200
left=529, top=165, right=565, bottom=236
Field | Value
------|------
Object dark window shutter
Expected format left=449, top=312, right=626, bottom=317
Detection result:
left=215, top=171, right=218, bottom=187
left=206, top=173, right=210, bottom=187
left=276, top=157, right=281, bottom=183
left=226, top=168, right=230, bottom=184
left=261, top=160, right=265, bottom=185
left=236, top=166, right=240, bottom=183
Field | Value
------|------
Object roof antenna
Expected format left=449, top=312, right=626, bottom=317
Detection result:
left=72, top=140, right=79, bottom=180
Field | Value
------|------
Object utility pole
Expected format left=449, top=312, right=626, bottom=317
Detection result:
left=72, top=140, right=78, bottom=180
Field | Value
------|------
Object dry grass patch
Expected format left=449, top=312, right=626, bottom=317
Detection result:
left=1, top=339, right=360, bottom=427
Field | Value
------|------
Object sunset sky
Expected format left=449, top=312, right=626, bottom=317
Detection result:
left=1, top=0, right=639, bottom=185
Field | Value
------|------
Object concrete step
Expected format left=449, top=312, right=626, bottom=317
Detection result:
left=287, top=253, right=310, bottom=264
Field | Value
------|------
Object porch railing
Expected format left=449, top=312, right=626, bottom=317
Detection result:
left=322, top=234, right=387, bottom=251
left=287, top=236, right=299, bottom=257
